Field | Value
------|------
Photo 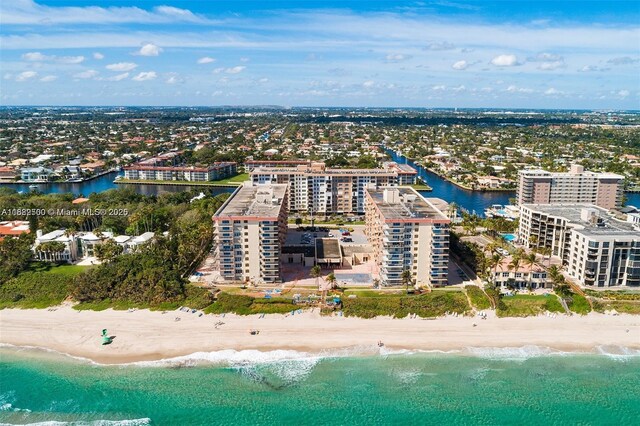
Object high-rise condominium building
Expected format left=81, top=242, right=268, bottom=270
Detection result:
left=516, top=164, right=623, bottom=210
left=212, top=183, right=288, bottom=284
left=250, top=161, right=417, bottom=215
left=519, top=204, right=640, bottom=287
left=365, top=187, right=450, bottom=287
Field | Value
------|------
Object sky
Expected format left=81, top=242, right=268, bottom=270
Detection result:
left=1, top=0, right=639, bottom=109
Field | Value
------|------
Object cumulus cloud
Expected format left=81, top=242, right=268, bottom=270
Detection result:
left=16, top=71, right=37, bottom=81
left=491, top=54, right=520, bottom=67
left=544, top=88, right=562, bottom=95
left=106, top=62, right=138, bottom=72
left=214, top=66, right=246, bottom=74
left=93, top=52, right=104, bottom=60
left=22, top=51, right=84, bottom=64
left=385, top=53, right=411, bottom=62
left=165, top=73, right=182, bottom=84
left=107, top=72, right=129, bottom=81
left=40, top=75, right=57, bottom=82
left=362, top=80, right=375, bottom=88
left=607, top=56, right=639, bottom=66
left=538, top=61, right=565, bottom=71
left=506, top=85, right=533, bottom=93
left=197, top=56, right=215, bottom=64
left=431, top=85, right=446, bottom=91
left=73, top=70, right=98, bottom=79
left=617, top=89, right=630, bottom=98
left=136, top=43, right=162, bottom=56
left=452, top=60, right=469, bottom=70
left=132, top=71, right=157, bottom=81
left=527, top=52, right=565, bottom=71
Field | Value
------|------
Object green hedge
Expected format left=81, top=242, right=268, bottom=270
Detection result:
left=465, top=286, right=492, bottom=310
left=203, top=292, right=297, bottom=315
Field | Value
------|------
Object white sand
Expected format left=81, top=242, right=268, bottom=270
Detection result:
left=1, top=307, right=639, bottom=364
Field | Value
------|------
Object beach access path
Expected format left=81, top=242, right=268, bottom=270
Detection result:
left=1, top=307, right=638, bottom=364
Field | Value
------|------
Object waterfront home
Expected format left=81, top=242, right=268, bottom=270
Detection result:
left=493, top=256, right=549, bottom=290
left=33, top=230, right=79, bottom=263
left=0, top=221, right=30, bottom=241
left=0, top=166, right=18, bottom=182
left=20, top=167, right=54, bottom=182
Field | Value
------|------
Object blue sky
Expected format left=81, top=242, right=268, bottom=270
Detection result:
left=1, top=1, right=639, bottom=108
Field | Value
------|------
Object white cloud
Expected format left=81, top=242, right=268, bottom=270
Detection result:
left=107, top=72, right=129, bottom=81
left=57, top=55, right=85, bottom=64
left=136, top=43, right=162, bottom=56
left=15, top=71, right=37, bottom=81
left=431, top=85, right=446, bottom=91
left=22, top=52, right=47, bottom=61
left=544, top=88, right=562, bottom=95
left=506, top=85, right=534, bottom=93
left=73, top=70, right=98, bottom=79
left=165, top=73, right=182, bottom=84
left=197, top=56, right=215, bottom=64
left=1, top=1, right=209, bottom=25
left=224, top=66, right=246, bottom=74
left=132, top=71, right=157, bottom=81
left=106, top=62, right=138, bottom=72
left=385, top=53, right=411, bottom=62
left=491, top=54, right=520, bottom=67
left=579, top=65, right=609, bottom=72
left=617, top=89, right=630, bottom=98
left=362, top=80, right=375, bottom=88
left=538, top=61, right=565, bottom=71
left=452, top=60, right=468, bottom=70
left=258, top=77, right=269, bottom=83
left=21, top=51, right=84, bottom=64
left=425, top=41, right=455, bottom=51
left=452, top=85, right=466, bottom=92
left=40, top=75, right=57, bottom=82
left=93, top=52, right=104, bottom=60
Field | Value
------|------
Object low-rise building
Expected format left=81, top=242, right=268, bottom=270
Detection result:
left=123, top=162, right=237, bottom=182
left=33, top=230, right=79, bottom=262
left=493, top=256, right=549, bottom=290
left=21, top=167, right=54, bottom=182
left=519, top=204, right=640, bottom=287
left=213, top=183, right=289, bottom=283
left=0, top=220, right=30, bottom=241
left=365, top=187, right=450, bottom=287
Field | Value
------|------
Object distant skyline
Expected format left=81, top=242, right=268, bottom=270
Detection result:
left=1, top=1, right=639, bottom=108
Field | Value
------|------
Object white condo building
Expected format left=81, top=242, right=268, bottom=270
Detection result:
left=365, top=187, right=450, bottom=287
left=517, top=164, right=624, bottom=210
left=519, top=204, right=640, bottom=287
left=212, top=183, right=289, bottom=283
left=250, top=161, right=417, bottom=215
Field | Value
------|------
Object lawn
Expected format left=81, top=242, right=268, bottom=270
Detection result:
left=592, top=300, right=640, bottom=315
left=203, top=292, right=297, bottom=315
left=464, top=285, right=492, bottom=310
left=496, top=294, right=564, bottom=318
left=0, top=263, right=91, bottom=309
left=212, top=173, right=250, bottom=184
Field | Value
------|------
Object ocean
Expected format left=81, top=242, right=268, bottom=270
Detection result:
left=1, top=346, right=639, bottom=425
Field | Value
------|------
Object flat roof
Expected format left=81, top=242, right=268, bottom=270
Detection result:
left=315, top=238, right=342, bottom=261
left=251, top=166, right=396, bottom=176
left=521, top=203, right=639, bottom=238
left=214, top=183, right=287, bottom=220
left=367, top=187, right=449, bottom=223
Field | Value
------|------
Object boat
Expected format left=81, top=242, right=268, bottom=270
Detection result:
left=28, top=184, right=38, bottom=190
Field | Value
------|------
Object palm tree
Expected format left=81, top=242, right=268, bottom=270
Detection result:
left=487, top=253, right=502, bottom=285
left=310, top=265, right=321, bottom=289
left=508, top=254, right=522, bottom=291
left=539, top=246, right=552, bottom=267
left=523, top=252, right=538, bottom=290
left=326, top=272, right=337, bottom=290
left=401, top=270, right=414, bottom=293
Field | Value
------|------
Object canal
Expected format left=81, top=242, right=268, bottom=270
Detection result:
left=387, top=149, right=640, bottom=214
left=3, top=164, right=639, bottom=215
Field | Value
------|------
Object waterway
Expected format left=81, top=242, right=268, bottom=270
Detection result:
left=386, top=149, right=640, bottom=214
left=2, top=172, right=236, bottom=198
left=4, top=164, right=639, bottom=215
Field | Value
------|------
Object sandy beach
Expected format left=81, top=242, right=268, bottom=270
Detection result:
left=1, top=306, right=639, bottom=364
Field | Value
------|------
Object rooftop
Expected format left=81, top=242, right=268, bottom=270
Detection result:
left=521, top=203, right=639, bottom=238
left=367, top=187, right=449, bottom=222
left=214, top=183, right=288, bottom=219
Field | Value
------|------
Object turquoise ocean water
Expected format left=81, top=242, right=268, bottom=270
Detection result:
left=1, top=346, right=639, bottom=425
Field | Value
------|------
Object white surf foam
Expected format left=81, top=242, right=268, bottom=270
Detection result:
left=9, top=419, right=151, bottom=426
left=461, top=345, right=573, bottom=361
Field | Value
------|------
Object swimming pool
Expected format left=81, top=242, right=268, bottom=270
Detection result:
left=502, top=233, right=517, bottom=242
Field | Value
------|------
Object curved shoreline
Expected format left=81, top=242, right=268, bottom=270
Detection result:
left=1, top=307, right=639, bottom=365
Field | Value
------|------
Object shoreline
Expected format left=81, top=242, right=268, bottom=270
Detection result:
left=1, top=307, right=638, bottom=365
